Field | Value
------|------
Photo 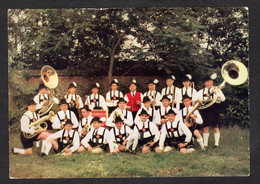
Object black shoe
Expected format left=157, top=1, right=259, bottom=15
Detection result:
left=40, top=152, right=47, bottom=157
left=11, top=148, right=18, bottom=154
left=213, top=145, right=219, bottom=149
left=130, top=150, right=137, bottom=155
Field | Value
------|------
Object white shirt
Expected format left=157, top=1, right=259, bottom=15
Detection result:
left=180, top=86, right=198, bottom=103
left=85, top=93, right=107, bottom=110
left=134, top=119, right=160, bottom=142
left=177, top=106, right=203, bottom=125
left=47, top=129, right=80, bottom=153
left=197, top=87, right=225, bottom=103
left=64, top=94, right=84, bottom=109
left=109, top=125, right=136, bottom=143
left=52, top=110, right=79, bottom=129
left=143, top=90, right=162, bottom=107
left=78, top=115, right=93, bottom=137
left=161, top=86, right=181, bottom=110
left=106, top=108, right=134, bottom=127
left=159, top=119, right=192, bottom=150
left=20, top=110, right=40, bottom=135
left=134, top=107, right=160, bottom=125
left=81, top=127, right=110, bottom=148
left=106, top=90, right=124, bottom=105
left=33, top=93, right=59, bottom=110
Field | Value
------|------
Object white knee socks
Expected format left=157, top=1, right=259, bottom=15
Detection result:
left=214, top=132, right=220, bottom=146
left=203, top=133, right=209, bottom=147
left=13, top=148, right=25, bottom=154
left=197, top=138, right=205, bottom=149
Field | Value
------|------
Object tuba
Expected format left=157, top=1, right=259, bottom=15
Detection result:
left=199, top=60, right=248, bottom=109
left=38, top=65, right=59, bottom=116
left=23, top=111, right=55, bottom=139
left=185, top=99, right=203, bottom=126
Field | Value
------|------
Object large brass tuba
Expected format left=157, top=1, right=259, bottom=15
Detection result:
left=23, top=111, right=55, bottom=139
left=38, top=65, right=59, bottom=116
left=199, top=60, right=248, bottom=109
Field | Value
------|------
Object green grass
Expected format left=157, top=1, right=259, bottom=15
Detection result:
left=9, top=126, right=250, bottom=178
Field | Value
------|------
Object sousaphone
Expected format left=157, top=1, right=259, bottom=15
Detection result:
left=199, top=60, right=248, bottom=109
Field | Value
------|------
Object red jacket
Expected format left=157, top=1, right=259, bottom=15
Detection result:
left=126, top=92, right=142, bottom=112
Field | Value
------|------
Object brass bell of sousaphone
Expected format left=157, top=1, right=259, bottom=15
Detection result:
left=199, top=60, right=248, bottom=109
left=38, top=65, right=59, bottom=116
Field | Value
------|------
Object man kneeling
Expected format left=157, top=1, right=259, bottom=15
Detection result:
left=157, top=109, right=192, bottom=154
left=77, top=117, right=110, bottom=154
left=41, top=119, right=80, bottom=156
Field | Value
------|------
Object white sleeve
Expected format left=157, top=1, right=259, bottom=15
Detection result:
left=21, top=116, right=35, bottom=134
left=192, top=89, right=198, bottom=102
left=124, top=95, right=129, bottom=103
left=217, top=89, right=226, bottom=102
left=81, top=130, right=92, bottom=148
left=69, top=131, right=80, bottom=153
left=34, top=95, right=42, bottom=110
left=161, top=88, right=165, bottom=96
left=180, top=122, right=192, bottom=143
left=153, top=109, right=161, bottom=125
left=155, top=92, right=162, bottom=106
left=126, top=126, right=135, bottom=141
left=106, top=92, right=110, bottom=101
left=64, top=95, right=71, bottom=103
left=52, top=114, right=61, bottom=129
left=151, top=122, right=160, bottom=142
left=78, top=120, right=82, bottom=135
left=133, top=109, right=141, bottom=124
left=100, top=96, right=108, bottom=110
left=47, top=129, right=63, bottom=140
left=52, top=96, right=60, bottom=104
left=106, top=112, right=115, bottom=127
left=197, top=90, right=203, bottom=100
left=159, top=124, right=167, bottom=149
left=133, top=124, right=140, bottom=139
left=71, top=111, right=79, bottom=128
left=124, top=111, right=133, bottom=127
left=103, top=129, right=111, bottom=144
left=78, top=96, right=84, bottom=108
left=119, top=91, right=124, bottom=98
left=194, top=110, right=203, bottom=125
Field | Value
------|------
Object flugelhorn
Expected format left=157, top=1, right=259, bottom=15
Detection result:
left=38, top=65, right=59, bottom=116
left=199, top=60, right=248, bottom=109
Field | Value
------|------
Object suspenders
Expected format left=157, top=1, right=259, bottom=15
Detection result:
left=165, top=121, right=180, bottom=138
left=92, top=128, right=106, bottom=144
left=60, top=129, right=76, bottom=145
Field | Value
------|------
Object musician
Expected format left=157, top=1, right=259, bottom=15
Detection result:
left=12, top=100, right=50, bottom=155
left=143, top=79, right=162, bottom=110
left=161, top=75, right=181, bottom=110
left=78, top=105, right=93, bottom=139
left=124, top=79, right=143, bottom=119
left=132, top=109, right=161, bottom=154
left=158, top=95, right=178, bottom=126
left=106, top=98, right=134, bottom=128
left=41, top=119, right=80, bottom=156
left=77, top=117, right=111, bottom=154
left=85, top=83, right=107, bottom=111
left=158, top=109, right=192, bottom=154
left=105, top=79, right=124, bottom=114
left=180, top=74, right=198, bottom=109
left=64, top=82, right=84, bottom=120
left=197, top=73, right=225, bottom=148
left=177, top=95, right=204, bottom=150
left=109, top=116, right=138, bottom=154
left=134, top=96, right=160, bottom=126
left=52, top=98, right=79, bottom=130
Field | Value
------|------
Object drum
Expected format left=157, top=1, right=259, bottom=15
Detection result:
left=91, top=109, right=108, bottom=127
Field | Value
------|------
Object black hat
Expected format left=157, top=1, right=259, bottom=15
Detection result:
left=128, top=78, right=137, bottom=87
left=38, top=84, right=46, bottom=90
left=143, top=96, right=151, bottom=103
left=59, top=98, right=68, bottom=105
left=28, top=100, right=37, bottom=106
left=64, top=119, right=73, bottom=125
left=182, top=74, right=192, bottom=82
left=117, top=98, right=127, bottom=104
left=68, top=82, right=77, bottom=89
left=146, top=79, right=159, bottom=85
left=182, top=95, right=191, bottom=100
left=91, top=117, right=102, bottom=123
left=204, top=73, right=217, bottom=81
left=138, top=109, right=150, bottom=116
left=114, top=116, right=123, bottom=123
left=110, top=79, right=119, bottom=86
left=160, top=95, right=170, bottom=102
left=91, top=82, right=100, bottom=89
left=166, top=75, right=175, bottom=80
left=166, top=109, right=177, bottom=115
left=81, top=105, right=91, bottom=112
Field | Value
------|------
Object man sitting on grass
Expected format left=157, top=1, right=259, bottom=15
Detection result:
left=41, top=119, right=80, bottom=156
left=109, top=115, right=138, bottom=154
left=158, top=109, right=192, bottom=154
left=133, top=109, right=161, bottom=154
left=77, top=117, right=111, bottom=154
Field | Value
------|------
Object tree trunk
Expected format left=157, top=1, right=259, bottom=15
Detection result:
left=108, top=35, right=123, bottom=84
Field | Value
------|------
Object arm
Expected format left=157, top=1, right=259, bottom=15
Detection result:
left=52, top=96, right=60, bottom=104
left=159, top=124, right=167, bottom=150
left=133, top=109, right=141, bottom=124
left=124, top=111, right=133, bottom=127
left=69, top=131, right=80, bottom=152
left=105, top=112, right=115, bottom=127
left=151, top=122, right=160, bottom=143
left=155, top=92, right=162, bottom=107
left=52, top=114, right=61, bottom=129
left=21, top=116, right=35, bottom=134
left=78, top=96, right=84, bottom=108
left=180, top=122, right=192, bottom=143
left=34, top=95, right=42, bottom=110
left=100, top=96, right=108, bottom=110
left=153, top=109, right=161, bottom=126
left=194, top=110, right=203, bottom=125
left=47, top=129, right=63, bottom=140
left=81, top=130, right=92, bottom=148
left=71, top=111, right=79, bottom=128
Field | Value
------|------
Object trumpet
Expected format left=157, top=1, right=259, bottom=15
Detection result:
left=23, top=111, right=55, bottom=139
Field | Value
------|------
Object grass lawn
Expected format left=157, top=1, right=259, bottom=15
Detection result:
left=9, top=126, right=249, bottom=178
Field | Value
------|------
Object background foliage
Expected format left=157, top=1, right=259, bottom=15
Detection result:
left=8, top=8, right=249, bottom=128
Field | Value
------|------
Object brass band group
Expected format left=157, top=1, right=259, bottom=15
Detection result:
left=12, top=60, right=248, bottom=156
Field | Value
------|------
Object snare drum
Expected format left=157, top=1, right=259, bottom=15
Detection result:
left=91, top=109, right=108, bottom=127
